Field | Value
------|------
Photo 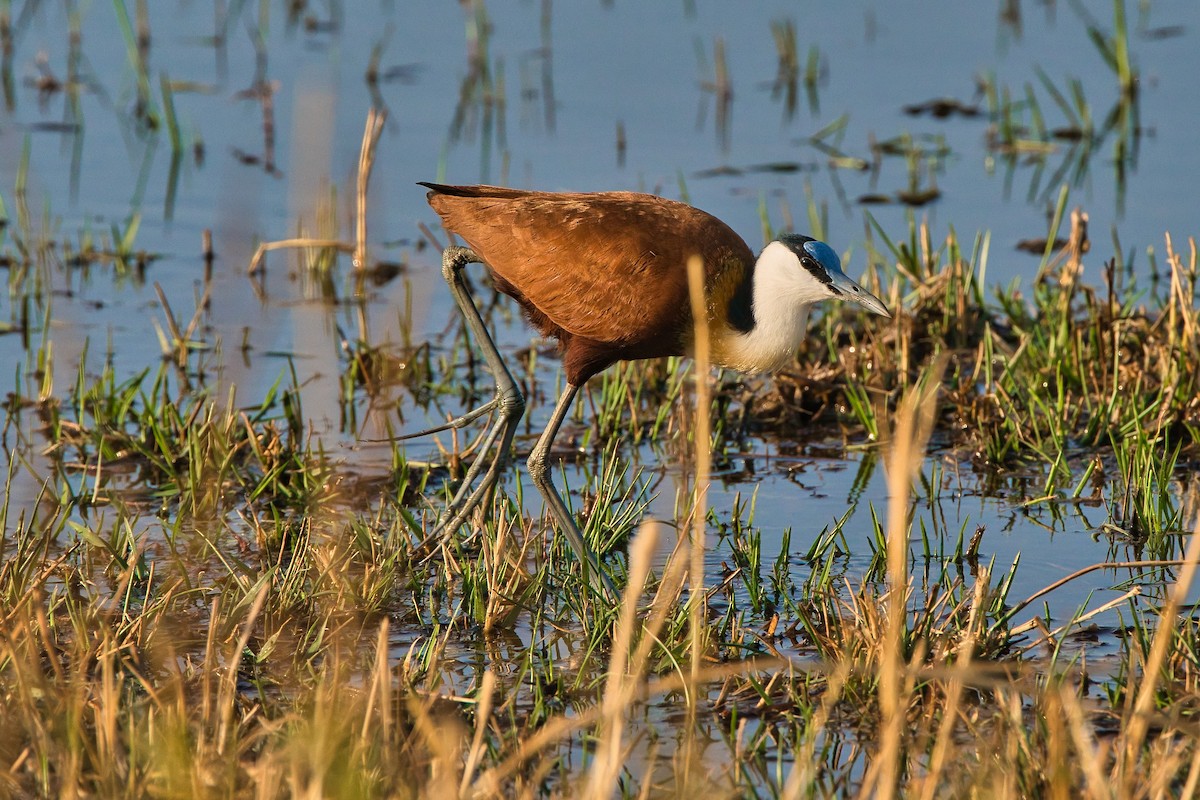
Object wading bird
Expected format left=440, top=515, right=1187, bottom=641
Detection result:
left=415, top=183, right=890, bottom=597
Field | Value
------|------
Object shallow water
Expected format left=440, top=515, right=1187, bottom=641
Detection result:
left=2, top=0, right=1198, bottom=650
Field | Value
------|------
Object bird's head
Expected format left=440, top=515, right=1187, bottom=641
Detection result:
left=758, top=234, right=891, bottom=318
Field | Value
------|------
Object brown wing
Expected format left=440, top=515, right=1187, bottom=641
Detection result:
left=420, top=183, right=755, bottom=348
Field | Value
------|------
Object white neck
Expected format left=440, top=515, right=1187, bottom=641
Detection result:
left=713, top=240, right=829, bottom=373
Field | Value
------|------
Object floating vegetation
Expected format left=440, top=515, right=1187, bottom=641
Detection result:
left=903, top=97, right=981, bottom=119
left=979, top=18, right=1143, bottom=209
left=766, top=17, right=824, bottom=119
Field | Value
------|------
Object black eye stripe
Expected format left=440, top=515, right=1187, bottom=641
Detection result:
left=799, top=256, right=832, bottom=285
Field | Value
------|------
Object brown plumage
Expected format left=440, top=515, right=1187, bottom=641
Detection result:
left=414, top=182, right=888, bottom=600
left=421, top=182, right=754, bottom=384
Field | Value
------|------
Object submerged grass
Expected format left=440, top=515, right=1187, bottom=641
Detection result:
left=3, top=189, right=1200, bottom=795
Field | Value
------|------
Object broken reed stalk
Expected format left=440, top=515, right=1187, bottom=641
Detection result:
left=248, top=238, right=353, bottom=273
left=248, top=108, right=386, bottom=274
left=355, top=106, right=386, bottom=269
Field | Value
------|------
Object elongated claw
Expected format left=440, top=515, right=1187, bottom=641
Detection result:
left=393, top=396, right=500, bottom=441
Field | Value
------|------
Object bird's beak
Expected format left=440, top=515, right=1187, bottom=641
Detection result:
left=829, top=271, right=891, bottom=318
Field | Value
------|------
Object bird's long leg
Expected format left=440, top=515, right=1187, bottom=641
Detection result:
left=527, top=383, right=619, bottom=601
left=395, top=247, right=516, bottom=443
left=418, top=246, right=526, bottom=542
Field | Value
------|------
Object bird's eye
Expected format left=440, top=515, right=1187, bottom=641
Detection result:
left=801, top=257, right=816, bottom=269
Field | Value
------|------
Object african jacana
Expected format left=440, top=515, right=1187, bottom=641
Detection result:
left=416, top=182, right=889, bottom=597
